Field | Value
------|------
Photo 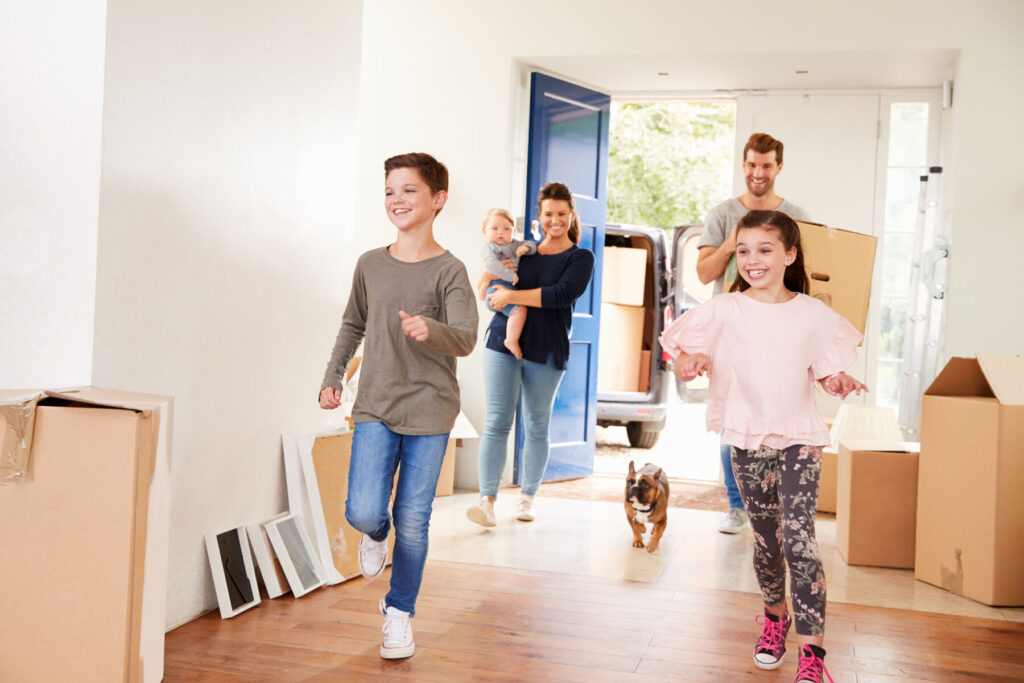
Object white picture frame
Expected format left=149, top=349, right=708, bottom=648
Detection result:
left=264, top=513, right=327, bottom=598
left=246, top=513, right=290, bottom=599
left=204, top=526, right=260, bottom=618
left=282, top=424, right=348, bottom=584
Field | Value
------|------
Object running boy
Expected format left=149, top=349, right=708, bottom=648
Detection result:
left=481, top=208, right=536, bottom=359
left=319, top=152, right=478, bottom=660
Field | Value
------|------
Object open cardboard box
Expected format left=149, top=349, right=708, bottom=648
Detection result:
left=0, top=387, right=173, bottom=682
left=916, top=355, right=1024, bottom=606
left=797, top=220, right=877, bottom=336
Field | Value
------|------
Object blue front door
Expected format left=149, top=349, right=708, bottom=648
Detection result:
left=514, top=72, right=610, bottom=483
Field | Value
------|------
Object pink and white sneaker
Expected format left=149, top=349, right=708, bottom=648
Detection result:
left=795, top=644, right=834, bottom=683
left=753, top=610, right=792, bottom=669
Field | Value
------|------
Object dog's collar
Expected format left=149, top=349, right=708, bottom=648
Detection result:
left=631, top=501, right=653, bottom=514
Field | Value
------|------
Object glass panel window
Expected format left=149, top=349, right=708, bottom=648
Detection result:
left=884, top=168, right=923, bottom=234
left=879, top=297, right=908, bottom=360
left=880, top=232, right=914, bottom=297
left=876, top=359, right=902, bottom=410
left=888, top=103, right=929, bottom=167
left=877, top=101, right=930, bottom=421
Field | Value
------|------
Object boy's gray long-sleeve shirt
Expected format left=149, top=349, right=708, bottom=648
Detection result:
left=482, top=239, right=537, bottom=282
left=321, top=247, right=478, bottom=435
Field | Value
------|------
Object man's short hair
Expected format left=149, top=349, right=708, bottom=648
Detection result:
left=743, top=133, right=784, bottom=165
left=384, top=153, right=449, bottom=194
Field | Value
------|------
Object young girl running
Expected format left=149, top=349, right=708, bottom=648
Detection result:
left=660, top=210, right=866, bottom=683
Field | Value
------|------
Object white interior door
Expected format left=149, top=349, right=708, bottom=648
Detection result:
left=735, top=94, right=881, bottom=414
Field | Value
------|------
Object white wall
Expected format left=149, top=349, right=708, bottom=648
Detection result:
left=352, top=0, right=1024, bottom=489
left=0, top=2, right=107, bottom=387
left=94, top=0, right=364, bottom=627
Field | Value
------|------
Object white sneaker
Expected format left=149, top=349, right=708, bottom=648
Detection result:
left=515, top=494, right=535, bottom=522
left=718, top=507, right=748, bottom=534
left=379, top=599, right=415, bottom=660
left=358, top=534, right=387, bottom=581
left=466, top=497, right=496, bottom=527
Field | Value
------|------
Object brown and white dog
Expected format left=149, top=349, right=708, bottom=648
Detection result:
left=625, top=460, right=670, bottom=552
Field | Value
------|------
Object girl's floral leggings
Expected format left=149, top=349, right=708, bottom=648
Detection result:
left=732, top=443, right=826, bottom=636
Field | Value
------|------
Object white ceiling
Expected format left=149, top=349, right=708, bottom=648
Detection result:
left=523, top=49, right=959, bottom=96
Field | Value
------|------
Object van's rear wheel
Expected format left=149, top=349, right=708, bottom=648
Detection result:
left=626, top=422, right=659, bottom=449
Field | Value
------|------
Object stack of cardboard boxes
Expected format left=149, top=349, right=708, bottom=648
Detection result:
left=829, top=355, right=1024, bottom=607
left=597, top=245, right=649, bottom=393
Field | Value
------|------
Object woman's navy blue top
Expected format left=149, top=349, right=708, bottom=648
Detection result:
left=485, top=245, right=595, bottom=370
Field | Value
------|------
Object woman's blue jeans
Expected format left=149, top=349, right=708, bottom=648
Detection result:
left=478, top=347, right=565, bottom=498
left=344, top=421, right=449, bottom=616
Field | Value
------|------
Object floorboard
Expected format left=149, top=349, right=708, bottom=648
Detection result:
left=164, top=560, right=1024, bottom=681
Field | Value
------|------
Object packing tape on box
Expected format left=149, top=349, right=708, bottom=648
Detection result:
left=0, top=394, right=42, bottom=484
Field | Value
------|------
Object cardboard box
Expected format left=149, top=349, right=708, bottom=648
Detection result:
left=0, top=388, right=172, bottom=683
left=597, top=303, right=645, bottom=392
left=797, top=221, right=877, bottom=336
left=916, top=355, right=1024, bottom=606
left=304, top=427, right=464, bottom=582
left=637, top=349, right=652, bottom=393
left=836, top=440, right=920, bottom=568
left=818, top=406, right=901, bottom=513
left=602, top=246, right=647, bottom=306
left=817, top=447, right=837, bottom=513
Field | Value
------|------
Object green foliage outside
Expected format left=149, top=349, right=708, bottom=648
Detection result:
left=607, top=101, right=736, bottom=230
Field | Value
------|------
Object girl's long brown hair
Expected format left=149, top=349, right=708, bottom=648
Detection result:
left=728, top=210, right=809, bottom=295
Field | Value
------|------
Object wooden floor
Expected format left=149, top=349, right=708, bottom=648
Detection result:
left=165, top=561, right=1024, bottom=682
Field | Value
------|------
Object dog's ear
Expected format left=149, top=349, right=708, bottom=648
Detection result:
left=628, top=460, right=636, bottom=476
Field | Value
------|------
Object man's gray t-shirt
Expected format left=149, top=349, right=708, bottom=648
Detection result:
left=320, top=247, right=478, bottom=435
left=698, top=197, right=808, bottom=296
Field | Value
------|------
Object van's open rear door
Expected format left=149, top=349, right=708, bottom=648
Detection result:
left=670, top=224, right=711, bottom=401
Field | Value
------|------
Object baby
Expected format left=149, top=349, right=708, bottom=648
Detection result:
left=482, top=208, right=536, bottom=359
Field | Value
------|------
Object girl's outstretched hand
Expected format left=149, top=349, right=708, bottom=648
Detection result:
left=673, top=353, right=712, bottom=382
left=399, top=310, right=429, bottom=342
left=820, top=372, right=868, bottom=399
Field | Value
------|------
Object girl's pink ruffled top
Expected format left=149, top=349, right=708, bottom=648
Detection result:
left=659, top=292, right=862, bottom=450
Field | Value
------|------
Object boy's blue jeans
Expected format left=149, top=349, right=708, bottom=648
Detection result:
left=345, top=421, right=449, bottom=616
left=478, top=347, right=565, bottom=498
left=721, top=441, right=745, bottom=510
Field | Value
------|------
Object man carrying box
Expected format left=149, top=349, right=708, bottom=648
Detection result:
left=695, top=132, right=809, bottom=534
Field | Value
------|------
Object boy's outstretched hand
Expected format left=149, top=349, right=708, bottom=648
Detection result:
left=820, top=372, right=868, bottom=399
left=673, top=353, right=712, bottom=382
left=319, top=386, right=342, bottom=410
left=399, top=310, right=429, bottom=342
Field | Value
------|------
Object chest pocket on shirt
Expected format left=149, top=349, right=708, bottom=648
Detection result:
left=406, top=302, right=440, bottom=321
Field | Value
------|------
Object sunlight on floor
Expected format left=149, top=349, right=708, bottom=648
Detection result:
left=429, top=492, right=1024, bottom=623
left=595, top=399, right=721, bottom=482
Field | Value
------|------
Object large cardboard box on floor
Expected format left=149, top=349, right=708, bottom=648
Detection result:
left=916, top=355, right=1024, bottom=606
left=836, top=440, right=920, bottom=569
left=797, top=221, right=877, bottom=336
left=601, top=246, right=647, bottom=306
left=0, top=387, right=173, bottom=683
left=597, top=302, right=645, bottom=392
